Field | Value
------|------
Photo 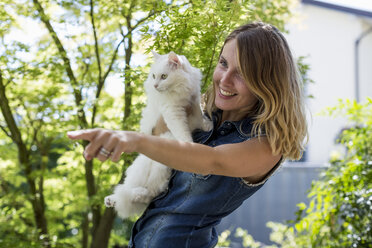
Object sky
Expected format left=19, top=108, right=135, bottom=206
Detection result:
left=315, top=0, right=372, bottom=12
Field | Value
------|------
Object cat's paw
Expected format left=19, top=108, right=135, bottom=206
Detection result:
left=132, top=187, right=151, bottom=203
left=202, top=118, right=213, bottom=131
left=104, top=195, right=116, bottom=208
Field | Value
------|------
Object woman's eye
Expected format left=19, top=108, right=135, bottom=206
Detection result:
left=219, top=59, right=227, bottom=67
left=161, top=74, right=168, bottom=79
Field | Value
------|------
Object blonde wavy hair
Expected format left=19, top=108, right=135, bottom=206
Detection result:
left=205, top=22, right=308, bottom=160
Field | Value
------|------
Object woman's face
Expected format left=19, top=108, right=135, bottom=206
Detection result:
left=213, top=39, right=258, bottom=121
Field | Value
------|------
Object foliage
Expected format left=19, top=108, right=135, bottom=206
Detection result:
left=217, top=227, right=272, bottom=248
left=297, top=56, right=314, bottom=98
left=142, top=0, right=295, bottom=92
left=217, top=229, right=231, bottom=247
left=235, top=227, right=263, bottom=248
left=231, top=99, right=372, bottom=248
left=0, top=0, right=297, bottom=247
left=289, top=98, right=372, bottom=248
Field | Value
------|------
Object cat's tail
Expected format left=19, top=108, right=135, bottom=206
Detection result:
left=109, top=185, right=148, bottom=219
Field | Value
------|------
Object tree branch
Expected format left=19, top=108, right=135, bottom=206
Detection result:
left=32, top=0, right=88, bottom=129
left=91, top=38, right=124, bottom=126
left=4, top=77, right=14, bottom=88
left=90, top=0, right=102, bottom=83
left=21, top=101, right=40, bottom=146
left=77, top=45, right=91, bottom=82
left=131, top=10, right=156, bottom=31
left=0, top=124, right=11, bottom=139
left=102, top=39, right=124, bottom=85
left=129, top=0, right=183, bottom=32
left=0, top=174, right=9, bottom=194
left=0, top=69, right=22, bottom=146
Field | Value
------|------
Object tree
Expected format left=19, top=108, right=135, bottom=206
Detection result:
left=0, top=0, right=296, bottom=247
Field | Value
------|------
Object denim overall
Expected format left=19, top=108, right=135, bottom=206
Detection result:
left=129, top=111, right=280, bottom=248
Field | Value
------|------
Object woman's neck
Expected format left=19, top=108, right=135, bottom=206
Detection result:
left=220, top=110, right=247, bottom=123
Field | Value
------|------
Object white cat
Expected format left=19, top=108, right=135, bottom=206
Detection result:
left=104, top=51, right=212, bottom=219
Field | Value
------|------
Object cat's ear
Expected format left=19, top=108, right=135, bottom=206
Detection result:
left=168, top=51, right=182, bottom=70
left=151, top=50, right=161, bottom=60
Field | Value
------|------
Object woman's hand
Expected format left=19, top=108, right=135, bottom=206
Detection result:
left=67, top=129, right=140, bottom=162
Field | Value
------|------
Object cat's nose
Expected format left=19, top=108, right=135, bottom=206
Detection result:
left=154, top=84, right=159, bottom=89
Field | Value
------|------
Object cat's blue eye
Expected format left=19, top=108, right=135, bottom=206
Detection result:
left=152, top=74, right=155, bottom=79
left=161, top=74, right=168, bottom=80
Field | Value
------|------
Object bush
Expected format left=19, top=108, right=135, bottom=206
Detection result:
left=268, top=99, right=372, bottom=248
left=219, top=99, right=372, bottom=248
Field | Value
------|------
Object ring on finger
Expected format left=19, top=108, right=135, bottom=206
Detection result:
left=99, top=147, right=111, bottom=157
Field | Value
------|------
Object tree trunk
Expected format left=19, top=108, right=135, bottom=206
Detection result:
left=0, top=71, right=51, bottom=248
left=84, top=158, right=101, bottom=239
left=123, top=14, right=134, bottom=129
left=91, top=208, right=117, bottom=248
left=82, top=213, right=89, bottom=248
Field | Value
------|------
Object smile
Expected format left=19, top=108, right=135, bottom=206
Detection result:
left=220, top=88, right=236, bottom=97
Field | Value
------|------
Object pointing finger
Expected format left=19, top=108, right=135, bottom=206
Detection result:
left=67, top=129, right=97, bottom=141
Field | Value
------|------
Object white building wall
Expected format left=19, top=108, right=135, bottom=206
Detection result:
left=284, top=4, right=372, bottom=163
left=359, top=21, right=372, bottom=101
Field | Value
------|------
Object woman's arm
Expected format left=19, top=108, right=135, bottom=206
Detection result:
left=67, top=129, right=281, bottom=180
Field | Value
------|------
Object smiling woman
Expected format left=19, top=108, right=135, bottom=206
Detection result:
left=205, top=22, right=307, bottom=159
left=68, top=22, right=308, bottom=248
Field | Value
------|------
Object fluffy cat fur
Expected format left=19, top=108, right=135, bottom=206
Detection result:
left=104, top=51, right=212, bottom=219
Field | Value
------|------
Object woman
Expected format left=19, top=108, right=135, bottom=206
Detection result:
left=68, top=22, right=308, bottom=247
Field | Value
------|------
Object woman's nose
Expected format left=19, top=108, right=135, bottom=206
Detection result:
left=220, top=70, right=233, bottom=86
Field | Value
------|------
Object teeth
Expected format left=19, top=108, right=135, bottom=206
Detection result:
left=220, top=88, right=235, bottom=96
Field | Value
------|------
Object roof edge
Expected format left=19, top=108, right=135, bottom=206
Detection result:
left=302, top=0, right=372, bottom=18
